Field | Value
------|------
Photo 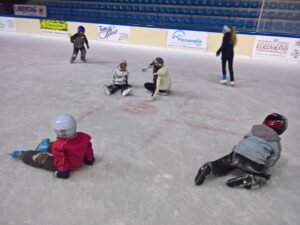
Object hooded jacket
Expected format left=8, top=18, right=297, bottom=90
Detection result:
left=234, top=124, right=281, bottom=168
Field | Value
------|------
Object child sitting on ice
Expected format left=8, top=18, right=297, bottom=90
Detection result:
left=9, top=113, right=95, bottom=179
left=103, top=60, right=132, bottom=97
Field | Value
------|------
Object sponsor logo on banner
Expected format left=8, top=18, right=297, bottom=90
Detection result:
left=0, top=17, right=16, bottom=31
left=40, top=20, right=68, bottom=36
left=167, top=29, right=208, bottom=51
left=14, top=4, right=47, bottom=17
left=98, top=24, right=130, bottom=42
left=253, top=36, right=300, bottom=60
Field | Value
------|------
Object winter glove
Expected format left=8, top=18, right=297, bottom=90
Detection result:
left=54, top=170, right=70, bottom=179
left=216, top=51, right=221, bottom=56
left=87, top=45, right=89, bottom=49
left=142, top=67, right=149, bottom=72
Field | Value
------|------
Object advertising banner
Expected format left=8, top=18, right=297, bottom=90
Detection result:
left=167, top=29, right=208, bottom=51
left=253, top=36, right=300, bottom=60
left=0, top=17, right=16, bottom=32
left=97, top=24, right=131, bottom=42
left=14, top=4, right=47, bottom=17
left=40, top=20, right=68, bottom=37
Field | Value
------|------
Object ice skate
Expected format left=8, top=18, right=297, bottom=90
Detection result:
left=122, top=87, right=132, bottom=97
left=9, top=150, right=25, bottom=159
left=230, top=81, right=235, bottom=86
left=158, top=90, right=170, bottom=96
left=195, top=163, right=212, bottom=185
left=103, top=85, right=111, bottom=96
left=36, top=138, right=50, bottom=153
left=70, top=57, right=76, bottom=63
left=220, top=79, right=227, bottom=84
left=226, top=174, right=253, bottom=189
left=81, top=57, right=87, bottom=63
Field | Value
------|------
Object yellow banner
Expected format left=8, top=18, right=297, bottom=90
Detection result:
left=40, top=20, right=67, bottom=31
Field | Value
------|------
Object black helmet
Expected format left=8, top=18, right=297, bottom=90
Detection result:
left=263, top=113, right=288, bottom=135
left=153, top=57, right=164, bottom=68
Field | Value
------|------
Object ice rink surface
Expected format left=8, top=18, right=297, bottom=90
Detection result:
left=0, top=32, right=299, bottom=225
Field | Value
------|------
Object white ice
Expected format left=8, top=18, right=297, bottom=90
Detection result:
left=0, top=32, right=299, bottom=225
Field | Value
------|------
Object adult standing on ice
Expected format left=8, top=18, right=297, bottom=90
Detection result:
left=216, top=25, right=237, bottom=86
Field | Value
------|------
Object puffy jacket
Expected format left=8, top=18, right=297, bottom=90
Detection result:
left=52, top=132, right=94, bottom=174
left=234, top=124, right=281, bottom=168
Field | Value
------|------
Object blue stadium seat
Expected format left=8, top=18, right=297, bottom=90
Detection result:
left=278, top=3, right=287, bottom=10
left=182, top=8, right=190, bottom=14
left=225, top=1, right=233, bottom=7
left=251, top=1, right=260, bottom=8
left=287, top=13, right=296, bottom=20
left=217, top=1, right=224, bottom=7
left=230, top=10, right=239, bottom=17
left=236, top=20, right=245, bottom=28
left=245, top=20, right=255, bottom=29
left=274, top=22, right=283, bottom=30
left=185, top=0, right=193, bottom=5
left=287, top=3, right=297, bottom=10
left=221, top=10, right=230, bottom=17
left=228, top=19, right=236, bottom=27
left=239, top=10, right=249, bottom=18
left=268, top=2, right=277, bottom=9
left=233, top=1, right=241, bottom=8
left=213, top=9, right=222, bottom=17
left=295, top=24, right=300, bottom=33
left=264, top=22, right=273, bottom=30
left=204, top=9, right=212, bottom=16
left=267, top=11, right=276, bottom=19
left=208, top=0, right=217, bottom=7
left=199, top=0, right=208, bottom=7
left=249, top=11, right=257, bottom=18
left=192, top=17, right=201, bottom=24
left=277, top=12, right=287, bottom=20
left=241, top=1, right=250, bottom=8
left=284, top=23, right=294, bottom=32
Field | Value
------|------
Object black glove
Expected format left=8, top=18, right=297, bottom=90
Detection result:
left=216, top=51, right=221, bottom=56
left=87, top=45, right=89, bottom=49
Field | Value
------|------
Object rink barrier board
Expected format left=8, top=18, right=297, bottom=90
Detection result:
left=0, top=16, right=299, bottom=60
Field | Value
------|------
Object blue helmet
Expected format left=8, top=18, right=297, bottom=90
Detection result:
left=78, top=26, right=85, bottom=32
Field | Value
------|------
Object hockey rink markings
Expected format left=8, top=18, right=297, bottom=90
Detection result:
left=77, top=105, right=106, bottom=122
left=121, top=102, right=157, bottom=115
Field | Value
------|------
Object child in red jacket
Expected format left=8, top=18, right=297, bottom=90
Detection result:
left=9, top=113, right=95, bottom=179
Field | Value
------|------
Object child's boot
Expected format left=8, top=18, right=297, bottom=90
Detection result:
left=36, top=138, right=50, bottom=152
left=103, top=85, right=111, bottom=96
left=8, top=150, right=25, bottom=159
left=220, top=74, right=227, bottom=84
left=195, top=163, right=212, bottom=185
left=226, top=174, right=253, bottom=189
left=122, top=87, right=132, bottom=97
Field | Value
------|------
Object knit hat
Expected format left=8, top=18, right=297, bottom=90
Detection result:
left=223, top=25, right=231, bottom=33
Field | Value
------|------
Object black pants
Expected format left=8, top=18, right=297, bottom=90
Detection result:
left=222, top=57, right=234, bottom=81
left=72, top=47, right=86, bottom=60
left=210, top=152, right=270, bottom=179
left=21, top=142, right=56, bottom=172
left=107, top=84, right=132, bottom=94
left=144, top=83, right=168, bottom=95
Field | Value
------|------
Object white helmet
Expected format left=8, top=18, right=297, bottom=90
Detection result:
left=52, top=113, right=77, bottom=138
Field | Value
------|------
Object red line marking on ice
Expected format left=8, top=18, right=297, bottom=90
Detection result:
left=185, top=121, right=241, bottom=136
left=77, top=106, right=105, bottom=122
left=122, top=102, right=157, bottom=115
left=146, top=119, right=175, bottom=143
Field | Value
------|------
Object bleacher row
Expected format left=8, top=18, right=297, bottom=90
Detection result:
left=44, top=0, right=300, bottom=10
left=43, top=0, right=300, bottom=34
